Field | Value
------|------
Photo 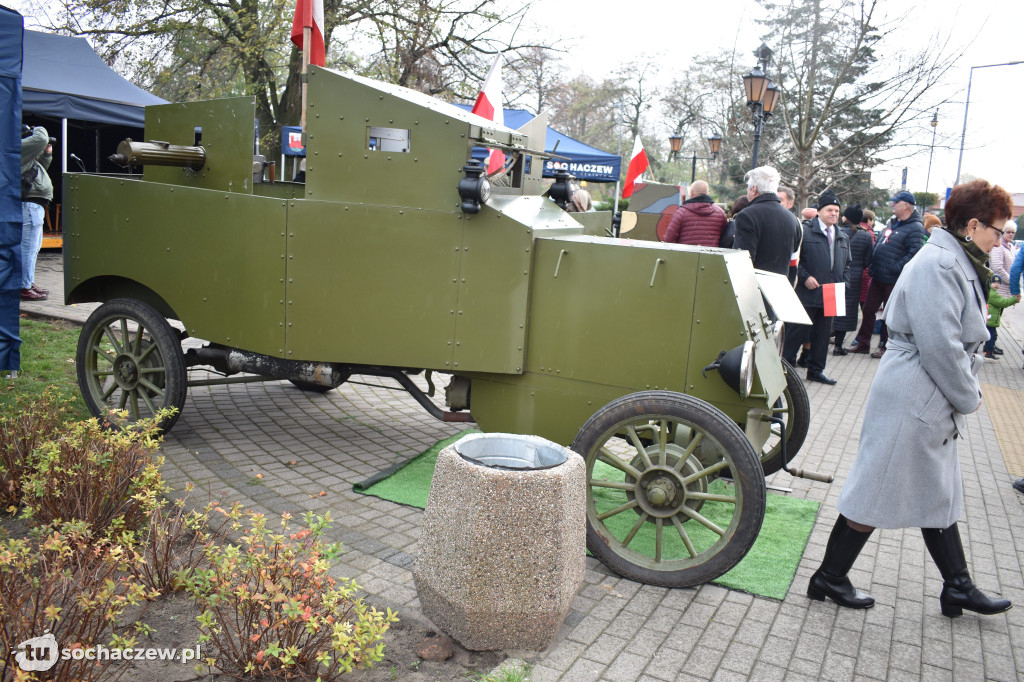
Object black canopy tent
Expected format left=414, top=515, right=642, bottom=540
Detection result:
left=21, top=29, right=166, bottom=238
left=23, top=30, right=165, bottom=128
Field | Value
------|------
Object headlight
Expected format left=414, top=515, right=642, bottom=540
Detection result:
left=458, top=159, right=490, bottom=214
left=548, top=169, right=577, bottom=210
left=702, top=340, right=756, bottom=399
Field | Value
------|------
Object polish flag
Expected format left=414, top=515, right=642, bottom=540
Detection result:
left=291, top=0, right=326, bottom=67
left=622, top=136, right=649, bottom=198
left=789, top=249, right=799, bottom=267
left=472, top=54, right=506, bottom=175
left=822, top=282, right=846, bottom=317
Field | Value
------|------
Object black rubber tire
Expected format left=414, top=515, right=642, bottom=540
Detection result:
left=759, top=359, right=810, bottom=476
left=287, top=380, right=334, bottom=394
left=77, top=298, right=187, bottom=433
left=571, top=391, right=766, bottom=588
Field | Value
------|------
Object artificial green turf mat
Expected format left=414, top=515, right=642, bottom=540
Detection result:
left=354, top=431, right=818, bottom=600
left=352, top=429, right=478, bottom=507
left=590, top=460, right=819, bottom=599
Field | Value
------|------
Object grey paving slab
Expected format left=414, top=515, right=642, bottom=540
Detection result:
left=14, top=250, right=1024, bottom=680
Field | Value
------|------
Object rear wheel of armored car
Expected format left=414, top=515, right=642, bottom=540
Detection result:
left=757, top=359, right=810, bottom=476
left=572, top=391, right=766, bottom=588
left=77, top=298, right=187, bottom=433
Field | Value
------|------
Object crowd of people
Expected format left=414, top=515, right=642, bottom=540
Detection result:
left=662, top=169, right=1022, bottom=382
left=662, top=169, right=1020, bottom=618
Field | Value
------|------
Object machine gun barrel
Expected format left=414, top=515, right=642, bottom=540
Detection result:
left=109, top=138, right=206, bottom=170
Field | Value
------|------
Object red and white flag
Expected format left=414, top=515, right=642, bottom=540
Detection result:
left=291, top=0, right=326, bottom=67
left=471, top=54, right=506, bottom=175
left=622, top=135, right=649, bottom=198
left=822, top=282, right=846, bottom=317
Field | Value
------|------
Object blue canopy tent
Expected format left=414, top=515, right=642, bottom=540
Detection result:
left=283, top=107, right=622, bottom=184
left=453, top=105, right=620, bottom=183
left=0, top=7, right=22, bottom=372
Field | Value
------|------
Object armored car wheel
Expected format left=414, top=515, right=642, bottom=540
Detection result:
left=77, top=299, right=187, bottom=433
left=758, top=359, right=810, bottom=476
left=572, top=391, right=766, bottom=588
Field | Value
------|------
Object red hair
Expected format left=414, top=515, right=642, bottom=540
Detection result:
left=945, top=179, right=1013, bottom=235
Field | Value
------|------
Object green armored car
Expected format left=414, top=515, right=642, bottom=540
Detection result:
left=64, top=67, right=817, bottom=587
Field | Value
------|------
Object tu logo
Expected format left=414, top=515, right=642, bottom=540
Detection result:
left=15, top=632, right=59, bottom=672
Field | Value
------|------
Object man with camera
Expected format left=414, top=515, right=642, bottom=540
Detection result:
left=20, top=124, right=54, bottom=301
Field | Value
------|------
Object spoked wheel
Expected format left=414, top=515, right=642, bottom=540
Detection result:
left=758, top=359, right=810, bottom=476
left=572, top=391, right=766, bottom=587
left=77, top=298, right=187, bottom=432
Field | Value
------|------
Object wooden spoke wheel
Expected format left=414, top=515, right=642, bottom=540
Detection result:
left=572, top=391, right=766, bottom=588
left=77, top=299, right=186, bottom=433
left=758, top=359, right=810, bottom=476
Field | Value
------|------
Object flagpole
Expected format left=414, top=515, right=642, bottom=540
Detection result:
left=300, top=26, right=311, bottom=132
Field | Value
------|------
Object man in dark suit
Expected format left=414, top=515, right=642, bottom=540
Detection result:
left=784, top=189, right=851, bottom=385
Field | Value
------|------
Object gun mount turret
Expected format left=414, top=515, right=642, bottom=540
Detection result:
left=108, top=139, right=206, bottom=170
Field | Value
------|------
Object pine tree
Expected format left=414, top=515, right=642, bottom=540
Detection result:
left=758, top=0, right=959, bottom=206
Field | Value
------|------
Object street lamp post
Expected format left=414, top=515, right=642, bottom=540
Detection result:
left=668, top=132, right=722, bottom=184
left=955, top=60, right=1024, bottom=186
left=742, top=43, right=780, bottom=170
left=925, top=110, right=938, bottom=194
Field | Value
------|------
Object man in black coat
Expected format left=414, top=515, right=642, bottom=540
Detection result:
left=733, top=166, right=801, bottom=277
left=783, top=189, right=851, bottom=385
left=851, top=191, right=927, bottom=357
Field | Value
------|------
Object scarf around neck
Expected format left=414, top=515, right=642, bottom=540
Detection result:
left=944, top=227, right=993, bottom=287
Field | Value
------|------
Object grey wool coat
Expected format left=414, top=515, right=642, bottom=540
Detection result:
left=836, top=228, right=989, bottom=529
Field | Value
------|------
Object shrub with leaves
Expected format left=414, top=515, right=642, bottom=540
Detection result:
left=20, top=414, right=167, bottom=540
left=0, top=521, right=152, bottom=681
left=0, top=389, right=69, bottom=509
left=187, top=508, right=398, bottom=680
left=129, top=484, right=230, bottom=596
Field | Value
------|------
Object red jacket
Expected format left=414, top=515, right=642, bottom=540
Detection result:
left=664, top=195, right=727, bottom=247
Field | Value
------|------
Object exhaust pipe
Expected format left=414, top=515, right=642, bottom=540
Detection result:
left=185, top=346, right=348, bottom=388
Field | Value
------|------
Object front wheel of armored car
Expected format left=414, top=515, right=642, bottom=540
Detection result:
left=572, top=391, right=766, bottom=588
left=77, top=298, right=187, bottom=433
left=757, top=359, right=810, bottom=476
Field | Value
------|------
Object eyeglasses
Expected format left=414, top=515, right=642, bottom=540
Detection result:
left=978, top=222, right=1003, bottom=238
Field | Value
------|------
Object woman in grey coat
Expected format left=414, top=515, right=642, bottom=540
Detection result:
left=808, top=179, right=1013, bottom=618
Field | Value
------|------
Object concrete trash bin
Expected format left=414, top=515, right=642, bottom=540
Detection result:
left=413, top=433, right=586, bottom=651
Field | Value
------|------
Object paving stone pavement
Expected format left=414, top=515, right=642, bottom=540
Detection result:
left=19, top=250, right=1024, bottom=680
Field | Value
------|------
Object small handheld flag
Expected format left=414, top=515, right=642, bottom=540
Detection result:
left=822, top=282, right=846, bottom=317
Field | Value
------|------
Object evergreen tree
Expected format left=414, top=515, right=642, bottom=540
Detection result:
left=758, top=0, right=960, bottom=206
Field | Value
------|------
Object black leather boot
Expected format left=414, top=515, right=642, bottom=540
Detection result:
left=807, top=516, right=875, bottom=608
left=922, top=523, right=1012, bottom=618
